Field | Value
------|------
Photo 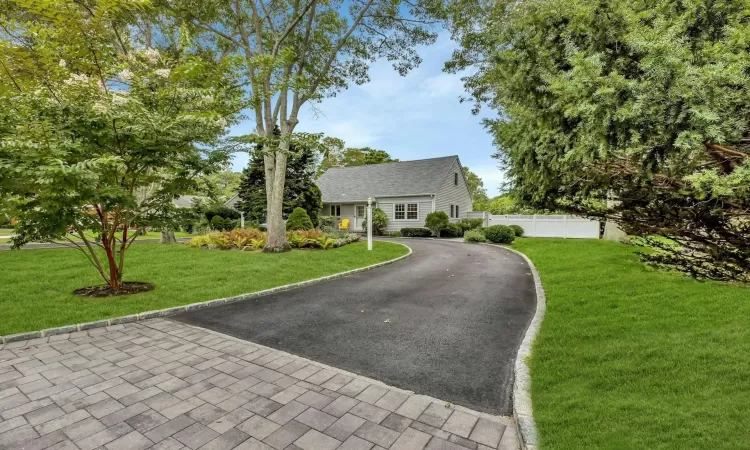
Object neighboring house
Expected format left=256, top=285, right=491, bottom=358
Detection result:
left=316, top=155, right=472, bottom=232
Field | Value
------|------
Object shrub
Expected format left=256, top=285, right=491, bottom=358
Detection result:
left=286, top=207, right=314, bottom=231
left=464, top=230, right=488, bottom=243
left=389, top=231, right=402, bottom=237
left=425, top=211, right=449, bottom=236
left=317, top=216, right=336, bottom=232
left=510, top=224, right=524, bottom=237
left=362, top=207, right=389, bottom=235
left=332, top=233, right=361, bottom=248
left=458, top=218, right=484, bottom=231
left=441, top=223, right=463, bottom=238
left=484, top=225, right=515, bottom=244
left=210, top=215, right=227, bottom=231
left=401, top=228, right=432, bottom=237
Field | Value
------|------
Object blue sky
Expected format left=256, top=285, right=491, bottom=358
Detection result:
left=228, top=32, right=506, bottom=196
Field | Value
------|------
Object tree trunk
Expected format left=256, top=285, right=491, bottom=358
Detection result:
left=263, top=142, right=290, bottom=252
left=160, top=228, right=177, bottom=244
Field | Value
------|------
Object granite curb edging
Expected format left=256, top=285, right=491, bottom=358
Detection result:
left=0, top=242, right=413, bottom=345
left=491, top=244, right=545, bottom=450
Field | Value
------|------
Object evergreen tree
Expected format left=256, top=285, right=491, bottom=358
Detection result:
left=236, top=129, right=322, bottom=226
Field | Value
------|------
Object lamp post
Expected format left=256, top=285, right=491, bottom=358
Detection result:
left=367, top=197, right=373, bottom=251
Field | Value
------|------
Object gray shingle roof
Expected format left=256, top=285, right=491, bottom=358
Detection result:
left=316, top=155, right=458, bottom=203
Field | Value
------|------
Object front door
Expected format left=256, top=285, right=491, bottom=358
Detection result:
left=354, top=205, right=366, bottom=230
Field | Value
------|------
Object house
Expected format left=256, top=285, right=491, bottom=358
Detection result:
left=316, top=155, right=472, bottom=232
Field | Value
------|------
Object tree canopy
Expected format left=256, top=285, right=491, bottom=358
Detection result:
left=462, top=167, right=490, bottom=211
left=448, top=0, right=750, bottom=281
left=317, top=146, right=398, bottom=176
left=0, top=0, right=240, bottom=289
left=163, top=0, right=442, bottom=251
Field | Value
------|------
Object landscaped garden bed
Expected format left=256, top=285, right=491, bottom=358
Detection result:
left=0, top=241, right=408, bottom=336
left=187, top=228, right=361, bottom=250
left=514, top=238, right=750, bottom=449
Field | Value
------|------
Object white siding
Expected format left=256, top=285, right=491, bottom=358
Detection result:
left=435, top=159, right=473, bottom=221
left=376, top=196, right=433, bottom=232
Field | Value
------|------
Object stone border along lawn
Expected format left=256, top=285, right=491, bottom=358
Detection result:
left=0, top=241, right=412, bottom=344
left=509, top=238, right=750, bottom=450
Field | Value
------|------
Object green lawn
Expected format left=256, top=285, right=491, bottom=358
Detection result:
left=513, top=238, right=750, bottom=449
left=0, top=241, right=408, bottom=336
left=0, top=228, right=13, bottom=236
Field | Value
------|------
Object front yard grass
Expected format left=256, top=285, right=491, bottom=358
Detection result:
left=513, top=238, right=750, bottom=449
left=0, top=241, right=408, bottom=336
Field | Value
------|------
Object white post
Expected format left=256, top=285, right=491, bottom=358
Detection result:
left=367, top=197, right=372, bottom=250
left=240, top=212, right=245, bottom=229
left=367, top=197, right=373, bottom=251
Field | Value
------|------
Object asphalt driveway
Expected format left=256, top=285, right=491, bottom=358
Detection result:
left=172, top=239, right=536, bottom=415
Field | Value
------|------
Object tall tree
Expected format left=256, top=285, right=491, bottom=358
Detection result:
left=448, top=0, right=750, bottom=281
left=164, top=0, right=441, bottom=251
left=0, top=0, right=240, bottom=290
left=462, top=167, right=489, bottom=211
left=236, top=130, right=322, bottom=225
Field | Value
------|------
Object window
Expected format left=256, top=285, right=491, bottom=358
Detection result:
left=395, top=203, right=418, bottom=220
left=395, top=204, right=405, bottom=220
left=450, top=205, right=455, bottom=218
left=407, top=203, right=418, bottom=220
left=356, top=205, right=365, bottom=217
left=454, top=172, right=458, bottom=186
left=455, top=205, right=459, bottom=218
left=329, top=204, right=341, bottom=216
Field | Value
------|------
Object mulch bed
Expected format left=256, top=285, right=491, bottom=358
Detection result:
left=74, top=282, right=154, bottom=298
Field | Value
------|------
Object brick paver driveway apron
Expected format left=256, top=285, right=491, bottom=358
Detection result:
left=173, top=239, right=536, bottom=416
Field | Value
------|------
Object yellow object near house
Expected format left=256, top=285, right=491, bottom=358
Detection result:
left=338, top=218, right=350, bottom=231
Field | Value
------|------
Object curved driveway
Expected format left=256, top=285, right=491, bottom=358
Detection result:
left=172, top=239, right=536, bottom=415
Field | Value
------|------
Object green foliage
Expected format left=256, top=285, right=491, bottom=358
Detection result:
left=509, top=225, right=524, bottom=237
left=285, top=208, right=314, bottom=231
left=463, top=230, right=488, bottom=243
left=389, top=231, right=403, bottom=237
left=361, top=208, right=389, bottom=236
left=166, top=0, right=440, bottom=250
left=463, top=167, right=490, bottom=210
left=442, top=223, right=464, bottom=238
left=484, top=225, right=515, bottom=244
left=400, top=228, right=432, bottom=238
left=317, top=146, right=399, bottom=176
left=424, top=211, right=450, bottom=236
left=194, top=171, right=242, bottom=203
left=448, top=0, right=750, bottom=280
left=0, top=0, right=241, bottom=288
left=235, top=127, right=322, bottom=226
left=317, top=216, right=336, bottom=232
left=187, top=228, right=358, bottom=250
left=458, top=218, right=484, bottom=232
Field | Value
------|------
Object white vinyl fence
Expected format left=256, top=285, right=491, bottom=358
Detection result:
left=463, top=212, right=600, bottom=239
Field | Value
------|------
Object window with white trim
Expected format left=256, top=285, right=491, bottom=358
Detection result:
left=407, top=203, right=418, bottom=220
left=395, top=203, right=418, bottom=220
left=450, top=205, right=455, bottom=218
left=454, top=172, right=458, bottom=186
left=329, top=204, right=341, bottom=216
left=394, top=204, right=405, bottom=220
